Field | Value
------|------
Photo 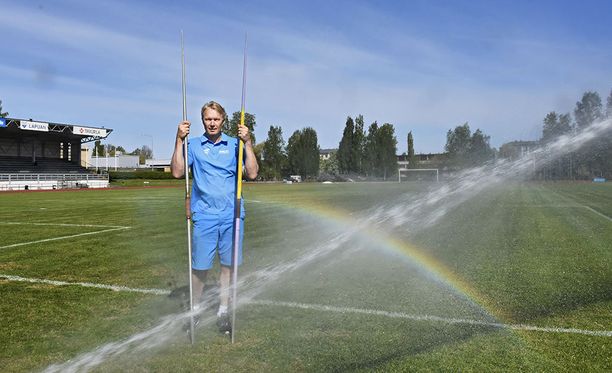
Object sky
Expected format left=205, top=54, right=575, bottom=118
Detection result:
left=1, top=0, right=611, bottom=158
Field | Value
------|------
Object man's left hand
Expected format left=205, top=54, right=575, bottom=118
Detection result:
left=238, top=125, right=251, bottom=144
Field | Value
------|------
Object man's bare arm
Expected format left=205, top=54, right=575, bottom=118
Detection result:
left=171, top=120, right=190, bottom=178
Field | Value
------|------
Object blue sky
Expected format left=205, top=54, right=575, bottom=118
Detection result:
left=1, top=0, right=611, bottom=157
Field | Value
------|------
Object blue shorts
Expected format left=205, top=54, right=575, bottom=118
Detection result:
left=191, top=212, right=244, bottom=270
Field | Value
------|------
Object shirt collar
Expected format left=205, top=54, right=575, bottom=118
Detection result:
left=201, top=133, right=229, bottom=145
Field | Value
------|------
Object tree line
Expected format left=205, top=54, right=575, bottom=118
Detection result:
left=536, top=89, right=612, bottom=179
left=3, top=88, right=609, bottom=180
left=258, top=114, right=400, bottom=181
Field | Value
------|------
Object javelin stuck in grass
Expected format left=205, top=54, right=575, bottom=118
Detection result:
left=180, top=30, right=196, bottom=345
left=231, top=33, right=248, bottom=344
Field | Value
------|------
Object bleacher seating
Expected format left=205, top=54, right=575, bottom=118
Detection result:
left=0, top=156, right=91, bottom=174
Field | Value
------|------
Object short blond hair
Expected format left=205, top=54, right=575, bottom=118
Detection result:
left=201, top=101, right=227, bottom=125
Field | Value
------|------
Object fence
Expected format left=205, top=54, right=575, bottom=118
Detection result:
left=0, top=173, right=109, bottom=191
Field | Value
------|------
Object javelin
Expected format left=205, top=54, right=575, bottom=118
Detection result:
left=181, top=30, right=196, bottom=345
left=231, top=33, right=247, bottom=343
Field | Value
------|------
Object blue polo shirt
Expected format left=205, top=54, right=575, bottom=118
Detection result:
left=187, top=133, right=244, bottom=218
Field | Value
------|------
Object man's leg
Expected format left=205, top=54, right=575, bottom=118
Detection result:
left=216, top=216, right=243, bottom=334
left=217, top=216, right=243, bottom=311
left=218, top=265, right=231, bottom=311
left=191, top=213, right=218, bottom=309
left=192, top=269, right=208, bottom=306
left=215, top=265, right=231, bottom=333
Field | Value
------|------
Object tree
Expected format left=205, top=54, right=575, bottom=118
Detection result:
left=364, top=121, right=379, bottom=176
left=362, top=121, right=397, bottom=179
left=542, top=112, right=572, bottom=143
left=262, top=125, right=286, bottom=180
left=377, top=123, right=398, bottom=180
left=0, top=100, right=8, bottom=118
left=407, top=131, right=416, bottom=167
left=130, top=145, right=153, bottom=164
left=319, top=151, right=339, bottom=176
left=469, top=129, right=495, bottom=164
left=445, top=122, right=494, bottom=167
left=445, top=123, right=472, bottom=160
left=540, top=111, right=574, bottom=180
left=225, top=111, right=256, bottom=144
left=352, top=115, right=365, bottom=173
left=574, top=91, right=603, bottom=129
left=574, top=91, right=604, bottom=178
left=607, top=89, right=612, bottom=119
left=337, top=116, right=354, bottom=174
left=93, top=140, right=105, bottom=156
left=542, top=112, right=559, bottom=142
left=407, top=131, right=415, bottom=158
left=287, top=127, right=320, bottom=179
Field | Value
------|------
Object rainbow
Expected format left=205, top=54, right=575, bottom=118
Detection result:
left=247, top=195, right=504, bottom=322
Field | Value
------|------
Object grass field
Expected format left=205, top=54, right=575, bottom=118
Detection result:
left=0, top=181, right=610, bottom=372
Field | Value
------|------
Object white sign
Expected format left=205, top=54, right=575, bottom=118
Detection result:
left=19, top=120, right=49, bottom=132
left=73, top=125, right=108, bottom=137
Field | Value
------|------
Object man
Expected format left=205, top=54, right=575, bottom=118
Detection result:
left=171, top=100, right=258, bottom=333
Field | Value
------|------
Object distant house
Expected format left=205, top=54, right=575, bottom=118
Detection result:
left=84, top=148, right=140, bottom=170
left=499, top=141, right=539, bottom=160
left=145, top=159, right=171, bottom=172
left=397, top=154, right=410, bottom=169
left=319, top=148, right=337, bottom=161
left=397, top=153, right=447, bottom=168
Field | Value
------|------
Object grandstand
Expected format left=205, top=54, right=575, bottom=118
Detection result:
left=0, top=117, right=112, bottom=191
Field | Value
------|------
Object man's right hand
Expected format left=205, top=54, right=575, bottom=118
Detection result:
left=177, top=120, right=191, bottom=140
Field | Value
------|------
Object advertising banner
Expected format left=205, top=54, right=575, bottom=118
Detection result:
left=73, top=125, right=107, bottom=137
left=0, top=118, right=6, bottom=127
left=19, top=120, right=49, bottom=132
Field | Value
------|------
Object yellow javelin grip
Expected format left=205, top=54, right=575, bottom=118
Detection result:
left=236, top=111, right=245, bottom=198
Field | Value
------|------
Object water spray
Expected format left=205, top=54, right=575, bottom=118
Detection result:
left=43, top=117, right=612, bottom=372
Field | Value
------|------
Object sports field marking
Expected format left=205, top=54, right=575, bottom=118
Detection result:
left=0, top=222, right=131, bottom=250
left=1, top=274, right=610, bottom=338
left=0, top=274, right=170, bottom=295
left=250, top=300, right=612, bottom=337
left=580, top=206, right=612, bottom=222
left=4, top=222, right=130, bottom=228
left=505, top=204, right=612, bottom=222
left=539, top=188, right=612, bottom=223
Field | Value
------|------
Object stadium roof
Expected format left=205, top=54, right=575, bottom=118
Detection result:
left=0, top=117, right=112, bottom=143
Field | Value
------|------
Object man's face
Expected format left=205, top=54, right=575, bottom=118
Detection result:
left=203, top=108, right=223, bottom=137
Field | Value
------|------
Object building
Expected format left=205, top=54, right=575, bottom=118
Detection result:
left=145, top=159, right=172, bottom=172
left=397, top=153, right=448, bottom=168
left=319, top=148, right=337, bottom=161
left=499, top=141, right=539, bottom=160
left=0, top=117, right=112, bottom=190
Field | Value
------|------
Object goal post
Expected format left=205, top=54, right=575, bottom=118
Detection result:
left=398, top=168, right=439, bottom=182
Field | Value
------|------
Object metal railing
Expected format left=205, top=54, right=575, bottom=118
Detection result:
left=0, top=173, right=108, bottom=182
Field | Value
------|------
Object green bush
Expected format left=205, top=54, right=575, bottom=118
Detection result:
left=109, top=171, right=178, bottom=181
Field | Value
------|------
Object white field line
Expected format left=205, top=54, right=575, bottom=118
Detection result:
left=0, top=222, right=131, bottom=250
left=4, top=222, right=129, bottom=228
left=581, top=206, right=612, bottom=222
left=249, top=300, right=612, bottom=338
left=1, top=274, right=609, bottom=338
left=0, top=227, right=131, bottom=250
left=0, top=274, right=170, bottom=295
left=505, top=204, right=612, bottom=223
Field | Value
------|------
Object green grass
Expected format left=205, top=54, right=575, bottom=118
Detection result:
left=0, top=182, right=610, bottom=372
